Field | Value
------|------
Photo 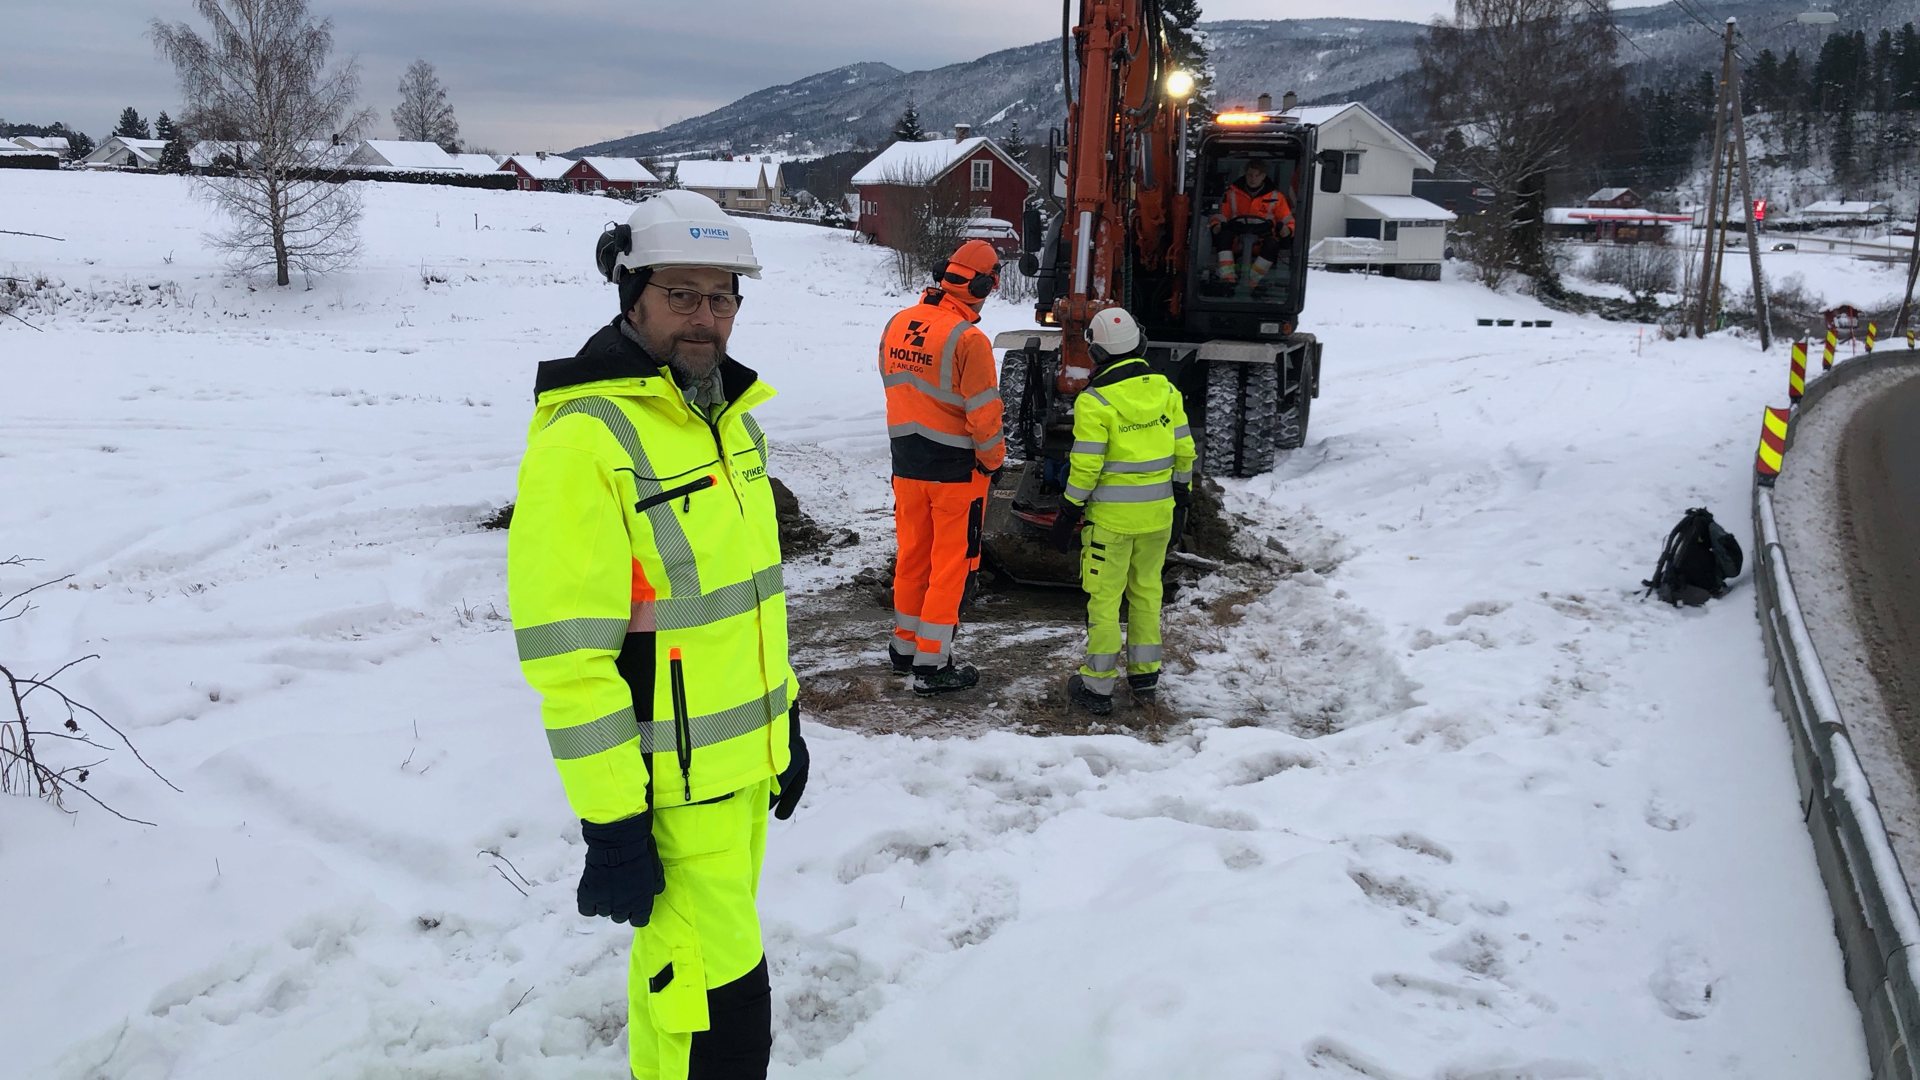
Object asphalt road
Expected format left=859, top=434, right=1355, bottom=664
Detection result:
left=1839, top=364, right=1920, bottom=745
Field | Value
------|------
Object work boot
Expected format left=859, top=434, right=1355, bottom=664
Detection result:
left=887, top=647, right=915, bottom=676
left=1067, top=674, right=1113, bottom=717
left=913, top=662, right=978, bottom=697
left=1127, top=673, right=1159, bottom=702
left=1216, top=258, right=1238, bottom=286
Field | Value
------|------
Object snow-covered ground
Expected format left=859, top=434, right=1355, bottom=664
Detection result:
left=0, top=171, right=1871, bottom=1077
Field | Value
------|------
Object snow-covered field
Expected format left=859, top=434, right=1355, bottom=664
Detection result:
left=0, top=171, right=1872, bottom=1077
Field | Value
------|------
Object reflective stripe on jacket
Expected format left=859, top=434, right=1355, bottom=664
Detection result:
left=1212, top=180, right=1295, bottom=232
left=879, top=289, right=1006, bottom=482
left=508, top=317, right=794, bottom=823
left=1063, top=357, right=1197, bottom=534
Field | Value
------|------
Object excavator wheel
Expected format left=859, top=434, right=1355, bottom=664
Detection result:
left=1200, top=360, right=1279, bottom=477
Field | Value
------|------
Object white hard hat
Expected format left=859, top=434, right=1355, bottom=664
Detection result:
left=601, top=189, right=763, bottom=280
left=1085, top=306, right=1144, bottom=356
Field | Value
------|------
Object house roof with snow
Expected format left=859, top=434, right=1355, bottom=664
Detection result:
left=185, top=139, right=352, bottom=168
left=501, top=154, right=575, bottom=180
left=1546, top=207, right=1690, bottom=225
left=350, top=140, right=459, bottom=171
left=13, top=136, right=70, bottom=153
left=1279, top=102, right=1434, bottom=173
left=83, top=137, right=168, bottom=166
left=671, top=159, right=776, bottom=192
left=575, top=157, right=659, bottom=183
left=1347, top=194, right=1457, bottom=222
left=449, top=153, right=503, bottom=174
left=1587, top=187, right=1634, bottom=202
left=851, top=137, right=1037, bottom=188
left=1801, top=200, right=1891, bottom=216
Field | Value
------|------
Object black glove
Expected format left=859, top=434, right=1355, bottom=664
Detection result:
left=772, top=702, right=809, bottom=820
left=1049, top=501, right=1084, bottom=553
left=974, top=460, right=1001, bottom=483
left=578, top=813, right=665, bottom=925
left=1171, top=482, right=1191, bottom=543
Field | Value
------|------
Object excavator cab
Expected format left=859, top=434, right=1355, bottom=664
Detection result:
left=1182, top=119, right=1336, bottom=343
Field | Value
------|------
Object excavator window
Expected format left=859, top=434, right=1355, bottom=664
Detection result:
left=1199, top=152, right=1299, bottom=303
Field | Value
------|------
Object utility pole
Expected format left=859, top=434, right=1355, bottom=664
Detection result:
left=1694, top=21, right=1737, bottom=338
left=1897, top=200, right=1920, bottom=339
left=1709, top=142, right=1737, bottom=331
left=1728, top=20, right=1771, bottom=350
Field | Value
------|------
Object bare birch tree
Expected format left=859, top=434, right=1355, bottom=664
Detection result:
left=150, top=0, right=374, bottom=286
left=878, top=161, right=979, bottom=292
left=391, top=59, right=459, bottom=152
left=1418, top=0, right=1624, bottom=285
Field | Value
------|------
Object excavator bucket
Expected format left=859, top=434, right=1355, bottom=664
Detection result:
left=979, top=461, right=1082, bottom=587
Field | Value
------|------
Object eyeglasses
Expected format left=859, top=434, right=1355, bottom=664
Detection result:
left=647, top=283, right=742, bottom=318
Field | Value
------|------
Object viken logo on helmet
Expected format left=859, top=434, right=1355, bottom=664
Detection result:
left=688, top=226, right=732, bottom=240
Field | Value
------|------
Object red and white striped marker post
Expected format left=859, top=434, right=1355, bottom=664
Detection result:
left=1788, top=340, right=1808, bottom=403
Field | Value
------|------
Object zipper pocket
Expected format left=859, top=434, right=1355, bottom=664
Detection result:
left=668, top=647, right=693, bottom=801
left=635, top=474, right=717, bottom=514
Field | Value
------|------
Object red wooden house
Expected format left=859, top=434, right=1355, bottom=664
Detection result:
left=499, top=153, right=575, bottom=192
left=566, top=156, right=659, bottom=194
left=853, top=125, right=1037, bottom=249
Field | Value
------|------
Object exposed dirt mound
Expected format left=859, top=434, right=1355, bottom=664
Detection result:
left=773, top=476, right=857, bottom=556
left=788, top=477, right=1303, bottom=741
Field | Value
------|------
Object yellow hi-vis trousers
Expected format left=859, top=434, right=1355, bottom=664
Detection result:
left=627, top=778, right=772, bottom=1080
left=1077, top=523, right=1171, bottom=696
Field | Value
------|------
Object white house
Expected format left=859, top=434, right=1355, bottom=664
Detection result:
left=346, top=140, right=459, bottom=172
left=186, top=140, right=354, bottom=169
left=1800, top=199, right=1893, bottom=220
left=668, top=159, right=785, bottom=211
left=1280, top=100, right=1455, bottom=280
left=12, top=136, right=70, bottom=154
left=81, top=136, right=168, bottom=169
left=448, top=152, right=503, bottom=175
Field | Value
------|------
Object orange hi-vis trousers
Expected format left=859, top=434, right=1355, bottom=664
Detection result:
left=890, top=473, right=988, bottom=669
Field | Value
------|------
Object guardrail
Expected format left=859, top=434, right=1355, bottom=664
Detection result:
left=1754, top=347, right=1920, bottom=1079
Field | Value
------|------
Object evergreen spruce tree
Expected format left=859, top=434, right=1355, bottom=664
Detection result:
left=155, top=112, right=190, bottom=172
left=1896, top=24, right=1920, bottom=109
left=1831, top=102, right=1856, bottom=184
left=892, top=100, right=926, bottom=143
left=1003, top=118, right=1029, bottom=167
left=65, top=129, right=95, bottom=161
left=1161, top=0, right=1213, bottom=112
left=115, top=107, right=152, bottom=140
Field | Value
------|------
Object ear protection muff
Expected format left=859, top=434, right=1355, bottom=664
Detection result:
left=937, top=260, right=998, bottom=299
left=595, top=222, right=633, bottom=282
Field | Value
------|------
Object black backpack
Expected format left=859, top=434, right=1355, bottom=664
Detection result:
left=1643, top=507, right=1744, bottom=606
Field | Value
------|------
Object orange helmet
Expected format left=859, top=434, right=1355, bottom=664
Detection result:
left=936, top=239, right=1001, bottom=301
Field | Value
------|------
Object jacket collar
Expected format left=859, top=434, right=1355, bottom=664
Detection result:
left=1091, top=356, right=1151, bottom=389
left=534, top=315, right=766, bottom=408
left=921, top=287, right=984, bottom=324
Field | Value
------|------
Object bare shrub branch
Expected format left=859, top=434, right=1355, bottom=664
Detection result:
left=2, top=561, right=177, bottom=824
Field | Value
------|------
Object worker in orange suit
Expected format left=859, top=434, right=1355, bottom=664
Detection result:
left=877, top=239, right=1005, bottom=696
left=1210, top=158, right=1295, bottom=290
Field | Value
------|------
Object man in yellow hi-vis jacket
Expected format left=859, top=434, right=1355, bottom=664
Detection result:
left=1049, top=307, right=1197, bottom=717
left=508, top=190, right=807, bottom=1080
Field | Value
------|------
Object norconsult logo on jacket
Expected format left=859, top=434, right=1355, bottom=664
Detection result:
left=689, top=227, right=732, bottom=240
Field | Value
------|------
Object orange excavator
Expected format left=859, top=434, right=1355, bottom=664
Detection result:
left=982, top=0, right=1346, bottom=583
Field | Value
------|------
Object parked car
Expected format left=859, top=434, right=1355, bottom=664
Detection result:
left=1771, top=242, right=1797, bottom=252
left=960, top=217, right=1022, bottom=256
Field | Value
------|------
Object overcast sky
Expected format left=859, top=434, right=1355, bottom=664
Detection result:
left=5, top=0, right=1645, bottom=152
